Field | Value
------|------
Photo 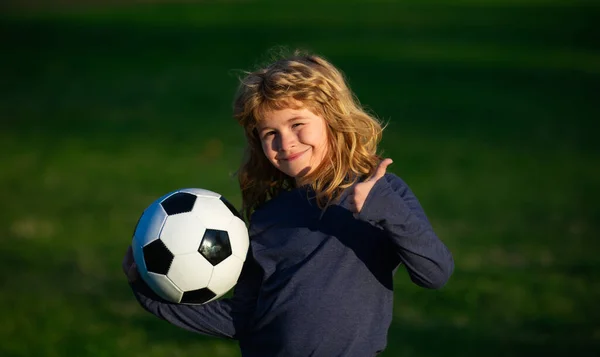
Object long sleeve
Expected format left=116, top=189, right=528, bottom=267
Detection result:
left=357, top=173, right=454, bottom=289
left=129, top=248, right=262, bottom=339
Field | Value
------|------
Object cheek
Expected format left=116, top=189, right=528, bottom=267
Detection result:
left=317, top=141, right=329, bottom=161
left=261, top=140, right=276, bottom=160
left=315, top=130, right=329, bottom=154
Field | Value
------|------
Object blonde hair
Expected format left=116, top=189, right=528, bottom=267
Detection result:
left=233, top=50, right=384, bottom=221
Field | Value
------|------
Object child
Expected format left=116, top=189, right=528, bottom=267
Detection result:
left=123, top=50, right=454, bottom=357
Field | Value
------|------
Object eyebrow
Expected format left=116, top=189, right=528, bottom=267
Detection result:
left=258, top=116, right=304, bottom=133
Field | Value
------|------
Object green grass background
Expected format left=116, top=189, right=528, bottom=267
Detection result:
left=1, top=0, right=599, bottom=356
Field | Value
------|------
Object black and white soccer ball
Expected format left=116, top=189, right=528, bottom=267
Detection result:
left=131, top=188, right=249, bottom=305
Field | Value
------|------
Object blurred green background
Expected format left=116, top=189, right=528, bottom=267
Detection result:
left=1, top=0, right=599, bottom=356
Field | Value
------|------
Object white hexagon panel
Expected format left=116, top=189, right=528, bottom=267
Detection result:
left=133, top=202, right=167, bottom=247
left=179, top=188, right=221, bottom=199
left=160, top=214, right=207, bottom=255
left=208, top=255, right=245, bottom=297
left=193, top=196, right=236, bottom=228
left=225, top=217, right=250, bottom=261
left=146, top=272, right=183, bottom=303
left=167, top=253, right=214, bottom=292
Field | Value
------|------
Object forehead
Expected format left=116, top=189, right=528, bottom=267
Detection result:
left=256, top=103, right=321, bottom=130
left=260, top=107, right=308, bottom=124
left=256, top=96, right=313, bottom=117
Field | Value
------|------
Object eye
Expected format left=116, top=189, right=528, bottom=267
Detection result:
left=292, top=123, right=303, bottom=129
left=263, top=130, right=276, bottom=138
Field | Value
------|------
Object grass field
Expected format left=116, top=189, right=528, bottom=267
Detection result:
left=1, top=1, right=599, bottom=356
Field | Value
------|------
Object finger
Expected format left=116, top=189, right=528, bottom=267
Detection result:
left=370, top=158, right=393, bottom=181
left=122, top=246, right=133, bottom=272
left=127, top=263, right=139, bottom=282
left=122, top=248, right=130, bottom=272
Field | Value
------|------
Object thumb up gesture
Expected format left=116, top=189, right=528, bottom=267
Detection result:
left=348, top=158, right=393, bottom=216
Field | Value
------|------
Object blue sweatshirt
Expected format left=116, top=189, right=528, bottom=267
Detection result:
left=130, top=173, right=454, bottom=356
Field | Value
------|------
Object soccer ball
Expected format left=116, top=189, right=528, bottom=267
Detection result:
left=131, top=188, right=249, bottom=305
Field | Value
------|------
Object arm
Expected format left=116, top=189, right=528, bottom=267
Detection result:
left=357, top=173, right=454, bottom=289
left=128, top=248, right=261, bottom=339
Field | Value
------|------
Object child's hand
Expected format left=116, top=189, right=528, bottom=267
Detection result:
left=348, top=158, right=393, bottom=217
left=122, top=245, right=140, bottom=283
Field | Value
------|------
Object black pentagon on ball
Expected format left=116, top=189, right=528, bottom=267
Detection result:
left=198, top=229, right=232, bottom=266
left=161, top=192, right=197, bottom=215
left=220, top=196, right=243, bottom=220
left=143, top=239, right=173, bottom=275
left=180, top=287, right=217, bottom=304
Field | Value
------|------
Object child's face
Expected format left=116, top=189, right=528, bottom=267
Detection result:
left=257, top=106, right=329, bottom=184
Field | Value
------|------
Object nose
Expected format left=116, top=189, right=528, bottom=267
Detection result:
left=275, top=131, right=296, bottom=152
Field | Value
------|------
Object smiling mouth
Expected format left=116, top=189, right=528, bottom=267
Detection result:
left=282, top=149, right=308, bottom=161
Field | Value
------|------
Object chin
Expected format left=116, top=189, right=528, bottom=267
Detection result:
left=291, top=168, right=313, bottom=181
left=278, top=166, right=306, bottom=180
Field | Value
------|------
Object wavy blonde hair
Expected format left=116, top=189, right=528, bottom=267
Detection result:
left=233, top=50, right=384, bottom=221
